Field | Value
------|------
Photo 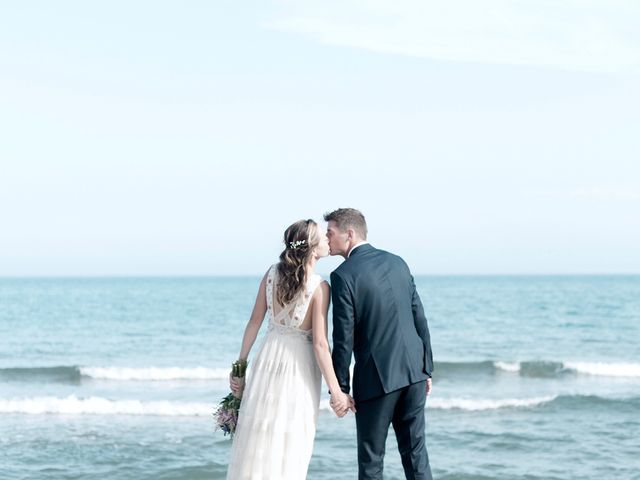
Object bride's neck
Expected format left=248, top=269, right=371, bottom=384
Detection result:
left=306, top=257, right=318, bottom=274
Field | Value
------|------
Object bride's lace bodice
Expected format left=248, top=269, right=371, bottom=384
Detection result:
left=265, top=264, right=323, bottom=337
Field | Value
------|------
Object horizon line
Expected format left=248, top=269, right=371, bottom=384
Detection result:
left=1, top=272, right=639, bottom=279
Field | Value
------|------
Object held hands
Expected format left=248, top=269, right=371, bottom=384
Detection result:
left=426, top=377, right=433, bottom=396
left=329, top=391, right=356, bottom=418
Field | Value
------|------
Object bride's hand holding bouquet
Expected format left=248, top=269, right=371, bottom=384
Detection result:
left=214, top=359, right=248, bottom=437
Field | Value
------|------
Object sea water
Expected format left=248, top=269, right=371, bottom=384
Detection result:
left=1, top=275, right=639, bottom=479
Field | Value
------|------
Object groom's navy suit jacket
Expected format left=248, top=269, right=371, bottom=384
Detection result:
left=331, top=244, right=434, bottom=403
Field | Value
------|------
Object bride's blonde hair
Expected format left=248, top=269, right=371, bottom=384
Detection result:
left=276, top=219, right=320, bottom=306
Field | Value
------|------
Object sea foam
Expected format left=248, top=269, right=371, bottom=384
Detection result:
left=427, top=396, right=557, bottom=411
left=493, top=361, right=521, bottom=372
left=319, top=395, right=557, bottom=412
left=563, top=362, right=640, bottom=378
left=80, top=366, right=229, bottom=381
left=0, top=395, right=211, bottom=416
left=492, top=361, right=640, bottom=378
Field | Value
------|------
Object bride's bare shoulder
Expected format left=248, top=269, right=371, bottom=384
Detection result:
left=312, top=279, right=331, bottom=302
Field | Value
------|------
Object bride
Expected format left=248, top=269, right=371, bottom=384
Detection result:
left=226, top=219, right=355, bottom=479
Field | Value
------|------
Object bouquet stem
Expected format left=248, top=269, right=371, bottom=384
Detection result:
left=232, top=359, right=248, bottom=379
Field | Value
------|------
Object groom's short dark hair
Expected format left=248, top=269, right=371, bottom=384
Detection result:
left=324, top=208, right=368, bottom=239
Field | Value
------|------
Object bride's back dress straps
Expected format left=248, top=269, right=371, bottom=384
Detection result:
left=266, top=264, right=322, bottom=329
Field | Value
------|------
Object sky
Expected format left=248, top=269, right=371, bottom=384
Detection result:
left=1, top=1, right=639, bottom=276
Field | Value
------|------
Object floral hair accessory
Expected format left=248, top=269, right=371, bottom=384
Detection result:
left=289, top=240, right=307, bottom=250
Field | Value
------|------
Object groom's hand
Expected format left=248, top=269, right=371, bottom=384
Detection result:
left=426, top=378, right=433, bottom=396
left=347, top=394, right=357, bottom=413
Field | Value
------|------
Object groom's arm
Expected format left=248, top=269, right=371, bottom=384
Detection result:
left=330, top=271, right=355, bottom=395
left=410, top=272, right=434, bottom=377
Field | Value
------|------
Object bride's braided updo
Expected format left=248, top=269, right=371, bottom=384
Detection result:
left=276, top=219, right=320, bottom=306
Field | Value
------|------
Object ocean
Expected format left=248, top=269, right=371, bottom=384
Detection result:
left=1, top=275, right=639, bottom=480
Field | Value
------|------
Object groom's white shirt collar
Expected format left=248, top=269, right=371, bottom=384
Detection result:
left=347, top=241, right=369, bottom=258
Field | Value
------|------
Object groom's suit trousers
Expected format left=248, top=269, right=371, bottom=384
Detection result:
left=355, top=380, right=432, bottom=480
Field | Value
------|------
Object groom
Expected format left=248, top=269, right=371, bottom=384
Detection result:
left=325, top=208, right=434, bottom=480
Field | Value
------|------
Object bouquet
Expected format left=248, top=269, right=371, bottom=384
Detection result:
left=214, top=359, right=248, bottom=437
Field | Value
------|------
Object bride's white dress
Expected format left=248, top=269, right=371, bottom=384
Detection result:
left=226, top=264, right=324, bottom=480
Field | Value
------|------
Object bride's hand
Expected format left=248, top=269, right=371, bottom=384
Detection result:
left=229, top=373, right=245, bottom=398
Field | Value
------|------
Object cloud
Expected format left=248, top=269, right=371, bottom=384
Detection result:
left=568, top=187, right=640, bottom=201
left=266, top=0, right=640, bottom=73
left=526, top=187, right=640, bottom=201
